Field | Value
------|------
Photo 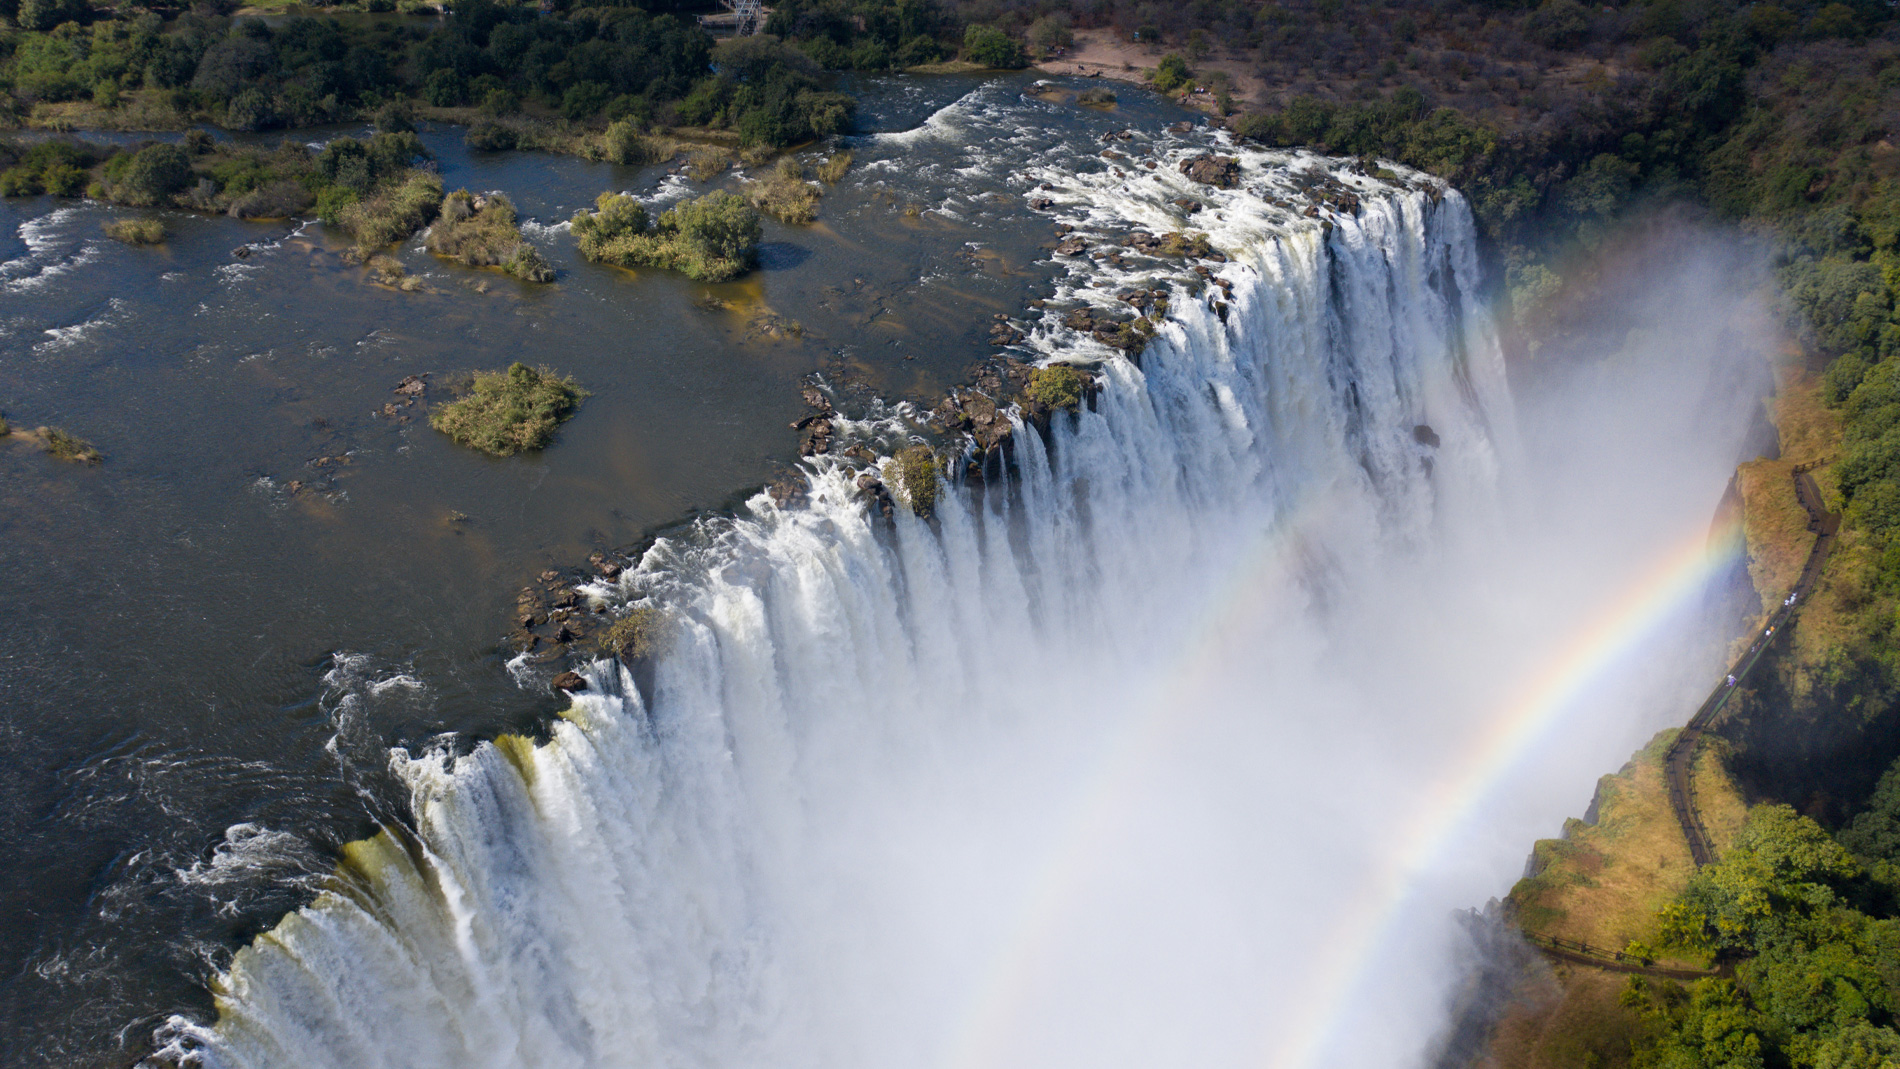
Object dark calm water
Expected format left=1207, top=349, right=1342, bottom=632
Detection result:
left=0, top=72, right=1207, bottom=1067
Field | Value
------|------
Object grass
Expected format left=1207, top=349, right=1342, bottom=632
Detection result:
left=815, top=150, right=853, bottom=184
left=1027, top=365, right=1087, bottom=410
left=103, top=218, right=164, bottom=245
left=336, top=169, right=443, bottom=249
left=428, top=363, right=587, bottom=456
left=1493, top=730, right=1749, bottom=1069
left=686, top=146, right=732, bottom=183
left=886, top=444, right=939, bottom=518
left=39, top=426, right=101, bottom=463
left=1508, top=729, right=1742, bottom=963
left=425, top=190, right=554, bottom=282
left=745, top=158, right=821, bottom=224
left=1485, top=967, right=1651, bottom=1069
left=1738, top=458, right=1814, bottom=616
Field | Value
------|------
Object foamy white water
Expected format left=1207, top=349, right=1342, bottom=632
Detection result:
left=147, top=102, right=1765, bottom=1069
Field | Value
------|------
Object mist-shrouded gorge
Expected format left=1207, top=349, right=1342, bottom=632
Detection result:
left=45, top=84, right=1770, bottom=1069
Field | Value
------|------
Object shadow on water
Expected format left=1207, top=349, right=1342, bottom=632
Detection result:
left=0, top=70, right=1210, bottom=1066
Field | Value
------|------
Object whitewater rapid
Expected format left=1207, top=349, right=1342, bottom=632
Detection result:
left=148, top=92, right=1760, bottom=1069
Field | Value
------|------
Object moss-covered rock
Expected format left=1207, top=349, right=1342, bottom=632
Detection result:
left=596, top=606, right=662, bottom=661
left=1027, top=365, right=1088, bottom=410
left=886, top=444, right=940, bottom=517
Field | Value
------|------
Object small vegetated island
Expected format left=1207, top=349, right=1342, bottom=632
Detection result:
left=571, top=189, right=761, bottom=282
left=429, top=362, right=587, bottom=456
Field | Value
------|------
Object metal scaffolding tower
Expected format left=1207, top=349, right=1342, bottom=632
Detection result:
left=715, top=0, right=763, bottom=35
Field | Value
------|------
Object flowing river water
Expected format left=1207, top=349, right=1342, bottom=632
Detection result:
left=2, top=73, right=1771, bottom=1067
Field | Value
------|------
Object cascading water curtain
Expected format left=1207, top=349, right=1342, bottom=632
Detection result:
left=155, top=133, right=1539, bottom=1069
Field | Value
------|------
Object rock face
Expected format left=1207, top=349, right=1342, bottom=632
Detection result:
left=1179, top=154, right=1240, bottom=188
left=793, top=387, right=834, bottom=456
left=552, top=671, right=587, bottom=692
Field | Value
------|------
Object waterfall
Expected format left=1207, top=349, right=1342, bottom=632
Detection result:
left=148, top=122, right=1756, bottom=1069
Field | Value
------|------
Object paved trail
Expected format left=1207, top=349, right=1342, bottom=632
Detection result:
left=1527, top=464, right=1839, bottom=979
left=1662, top=463, right=1839, bottom=866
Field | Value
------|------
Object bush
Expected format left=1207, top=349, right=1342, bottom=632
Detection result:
left=111, top=144, right=191, bottom=207
left=335, top=170, right=443, bottom=247
left=572, top=189, right=761, bottom=282
left=465, top=121, right=519, bottom=152
left=561, top=81, right=612, bottom=121
left=426, top=190, right=555, bottom=283
left=104, top=218, right=165, bottom=244
left=1153, top=54, right=1192, bottom=92
left=746, top=158, right=821, bottom=223
left=40, top=426, right=100, bottom=463
left=595, top=120, right=661, bottom=165
left=429, top=363, right=588, bottom=456
left=1028, top=15, right=1074, bottom=57
left=227, top=180, right=315, bottom=220
left=686, top=146, right=731, bottom=182
left=1027, top=365, right=1088, bottom=410
left=962, top=24, right=1025, bottom=69
left=1077, top=87, right=1118, bottom=106
left=1525, top=0, right=1591, bottom=49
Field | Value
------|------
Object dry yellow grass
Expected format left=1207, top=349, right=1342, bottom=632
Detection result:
left=1491, top=736, right=1745, bottom=1069
left=1738, top=458, right=1813, bottom=615
left=1483, top=966, right=1648, bottom=1069
left=1507, top=730, right=1741, bottom=967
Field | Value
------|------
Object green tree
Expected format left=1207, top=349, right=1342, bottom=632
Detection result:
left=1153, top=53, right=1192, bottom=91
left=961, top=24, right=1024, bottom=69
left=113, top=143, right=191, bottom=206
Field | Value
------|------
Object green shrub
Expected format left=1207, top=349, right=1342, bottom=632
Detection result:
left=465, top=121, right=519, bottom=152
left=962, top=24, right=1025, bottom=69
left=1077, top=87, right=1118, bottom=107
left=104, top=218, right=165, bottom=244
left=595, top=120, right=661, bottom=165
left=423, top=190, right=556, bottom=282
left=335, top=170, right=444, bottom=248
left=1027, top=365, right=1088, bottom=410
left=572, top=190, right=760, bottom=282
left=1153, top=54, right=1192, bottom=92
left=429, top=363, right=588, bottom=456
left=111, top=144, right=191, bottom=207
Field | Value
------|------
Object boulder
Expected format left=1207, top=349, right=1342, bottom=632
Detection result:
left=552, top=671, right=587, bottom=692
left=1179, top=154, right=1240, bottom=189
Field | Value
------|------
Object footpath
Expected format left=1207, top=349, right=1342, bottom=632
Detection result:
left=1526, top=463, right=1840, bottom=980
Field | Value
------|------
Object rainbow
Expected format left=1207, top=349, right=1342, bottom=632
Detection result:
left=944, top=494, right=1744, bottom=1069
